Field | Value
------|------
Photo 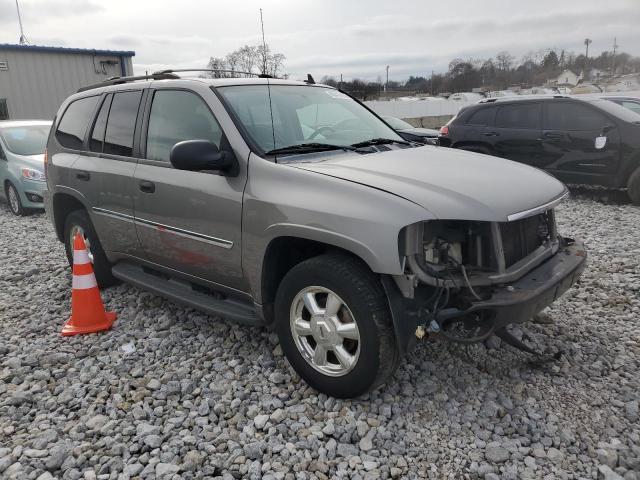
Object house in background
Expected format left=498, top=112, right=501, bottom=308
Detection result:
left=0, top=44, right=135, bottom=120
left=549, top=69, right=580, bottom=87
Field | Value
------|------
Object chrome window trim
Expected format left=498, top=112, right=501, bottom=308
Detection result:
left=92, top=207, right=233, bottom=249
left=506, top=190, right=568, bottom=222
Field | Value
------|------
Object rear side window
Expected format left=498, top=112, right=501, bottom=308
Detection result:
left=496, top=103, right=541, bottom=129
left=89, top=95, right=112, bottom=153
left=545, top=102, right=608, bottom=131
left=103, top=91, right=143, bottom=157
left=55, top=96, right=100, bottom=150
left=146, top=90, right=223, bottom=162
left=466, top=107, right=495, bottom=126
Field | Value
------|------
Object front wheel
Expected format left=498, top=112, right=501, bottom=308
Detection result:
left=274, top=253, right=399, bottom=398
left=627, top=166, right=640, bottom=205
left=5, top=182, right=26, bottom=216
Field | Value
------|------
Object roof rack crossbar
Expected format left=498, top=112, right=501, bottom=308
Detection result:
left=153, top=68, right=274, bottom=79
left=77, top=72, right=180, bottom=92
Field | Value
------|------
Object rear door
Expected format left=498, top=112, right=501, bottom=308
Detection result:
left=132, top=86, right=246, bottom=291
left=491, top=102, right=543, bottom=166
left=541, top=100, right=621, bottom=174
left=79, top=89, right=145, bottom=257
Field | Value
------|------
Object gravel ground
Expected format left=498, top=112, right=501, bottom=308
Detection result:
left=0, top=195, right=639, bottom=480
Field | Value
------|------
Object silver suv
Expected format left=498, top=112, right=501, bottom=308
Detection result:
left=45, top=71, right=586, bottom=398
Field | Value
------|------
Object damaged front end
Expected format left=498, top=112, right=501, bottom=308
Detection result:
left=385, top=207, right=587, bottom=355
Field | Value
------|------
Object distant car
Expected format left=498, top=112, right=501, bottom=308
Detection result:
left=439, top=95, right=640, bottom=203
left=382, top=116, right=439, bottom=145
left=0, top=120, right=52, bottom=215
left=603, top=96, right=640, bottom=115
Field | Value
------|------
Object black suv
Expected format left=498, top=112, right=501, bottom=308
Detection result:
left=439, top=96, right=640, bottom=203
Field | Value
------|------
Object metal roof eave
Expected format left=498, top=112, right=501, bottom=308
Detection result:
left=0, top=43, right=135, bottom=57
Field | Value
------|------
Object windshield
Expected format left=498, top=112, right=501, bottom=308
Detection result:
left=383, top=116, right=413, bottom=130
left=0, top=125, right=51, bottom=156
left=217, top=84, right=403, bottom=154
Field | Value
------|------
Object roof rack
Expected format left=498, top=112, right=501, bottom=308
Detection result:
left=153, top=68, right=273, bottom=79
left=77, top=72, right=180, bottom=92
left=76, top=68, right=275, bottom=93
left=478, top=94, right=569, bottom=103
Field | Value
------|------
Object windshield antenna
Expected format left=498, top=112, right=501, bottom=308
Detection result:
left=260, top=8, right=268, bottom=75
left=15, top=0, right=29, bottom=45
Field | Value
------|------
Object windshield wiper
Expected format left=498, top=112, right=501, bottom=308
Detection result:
left=351, top=138, right=410, bottom=148
left=265, top=143, right=357, bottom=155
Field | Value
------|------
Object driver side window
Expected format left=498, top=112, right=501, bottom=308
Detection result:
left=146, top=90, right=223, bottom=162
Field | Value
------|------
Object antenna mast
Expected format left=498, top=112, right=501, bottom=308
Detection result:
left=15, top=0, right=28, bottom=45
left=260, top=8, right=267, bottom=75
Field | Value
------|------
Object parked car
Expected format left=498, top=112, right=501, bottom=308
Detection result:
left=602, top=96, right=640, bottom=115
left=0, top=120, right=52, bottom=215
left=382, top=116, right=439, bottom=145
left=45, top=73, right=586, bottom=398
left=439, top=96, right=640, bottom=203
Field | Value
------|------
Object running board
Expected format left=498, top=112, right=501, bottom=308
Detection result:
left=111, top=263, right=263, bottom=326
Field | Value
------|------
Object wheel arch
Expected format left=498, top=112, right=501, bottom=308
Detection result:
left=51, top=189, right=89, bottom=242
left=258, top=234, right=383, bottom=324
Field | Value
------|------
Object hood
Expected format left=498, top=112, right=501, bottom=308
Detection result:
left=9, top=152, right=45, bottom=169
left=292, top=146, right=567, bottom=222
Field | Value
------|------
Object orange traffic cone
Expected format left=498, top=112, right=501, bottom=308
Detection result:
left=61, top=233, right=116, bottom=336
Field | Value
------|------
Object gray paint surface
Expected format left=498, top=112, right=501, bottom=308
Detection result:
left=0, top=46, right=134, bottom=120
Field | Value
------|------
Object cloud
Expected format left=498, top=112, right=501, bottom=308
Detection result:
left=0, top=0, right=103, bottom=28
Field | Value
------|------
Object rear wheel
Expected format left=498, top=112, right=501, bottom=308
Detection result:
left=63, top=209, right=119, bottom=288
left=275, top=253, right=399, bottom=398
left=5, top=182, right=25, bottom=216
left=627, top=167, right=640, bottom=205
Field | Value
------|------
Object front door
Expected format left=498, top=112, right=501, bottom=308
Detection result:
left=132, top=88, right=246, bottom=291
left=540, top=100, right=621, bottom=175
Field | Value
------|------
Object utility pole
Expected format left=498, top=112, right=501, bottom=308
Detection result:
left=339, top=73, right=343, bottom=89
left=430, top=70, right=434, bottom=96
left=584, top=38, right=592, bottom=80
left=15, top=0, right=27, bottom=45
left=612, top=37, right=618, bottom=76
left=385, top=65, right=389, bottom=93
left=259, top=9, right=267, bottom=75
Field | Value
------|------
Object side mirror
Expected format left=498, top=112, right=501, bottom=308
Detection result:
left=170, top=140, right=234, bottom=173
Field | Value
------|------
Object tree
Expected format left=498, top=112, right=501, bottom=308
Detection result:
left=236, top=45, right=259, bottom=74
left=496, top=51, right=514, bottom=71
left=542, top=50, right=559, bottom=69
left=204, top=57, right=228, bottom=78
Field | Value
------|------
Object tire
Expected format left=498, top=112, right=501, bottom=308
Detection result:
left=274, top=253, right=399, bottom=398
left=5, top=182, right=26, bottom=216
left=63, top=209, right=119, bottom=288
left=627, top=167, right=640, bottom=205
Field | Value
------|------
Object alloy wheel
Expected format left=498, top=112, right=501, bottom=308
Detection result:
left=289, top=286, right=360, bottom=377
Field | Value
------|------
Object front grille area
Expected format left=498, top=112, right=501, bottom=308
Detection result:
left=499, top=212, right=550, bottom=268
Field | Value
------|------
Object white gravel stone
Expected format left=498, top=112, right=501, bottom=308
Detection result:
left=0, top=195, right=638, bottom=479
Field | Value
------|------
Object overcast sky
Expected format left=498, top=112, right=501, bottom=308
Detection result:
left=1, top=0, right=639, bottom=81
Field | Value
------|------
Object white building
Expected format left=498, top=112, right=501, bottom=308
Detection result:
left=550, top=69, right=580, bottom=86
left=0, top=44, right=135, bottom=120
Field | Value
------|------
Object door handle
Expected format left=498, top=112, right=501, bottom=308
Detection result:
left=138, top=180, right=155, bottom=193
left=483, top=132, right=500, bottom=137
left=75, top=171, right=90, bottom=181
